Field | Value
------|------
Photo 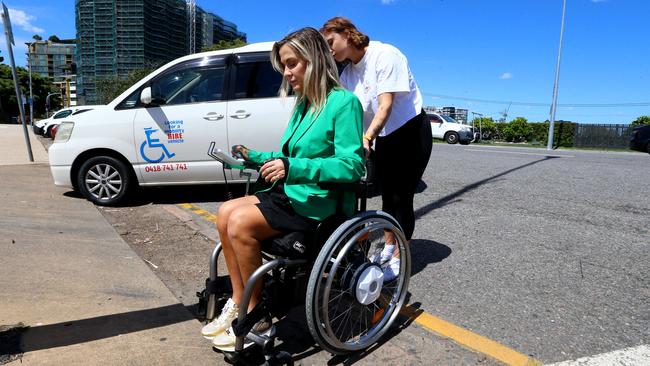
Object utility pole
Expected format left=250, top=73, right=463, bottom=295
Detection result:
left=547, top=0, right=567, bottom=150
left=471, top=112, right=484, bottom=142
left=27, top=42, right=33, bottom=126
left=2, top=3, right=33, bottom=162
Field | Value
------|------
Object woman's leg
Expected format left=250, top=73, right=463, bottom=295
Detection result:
left=220, top=201, right=280, bottom=311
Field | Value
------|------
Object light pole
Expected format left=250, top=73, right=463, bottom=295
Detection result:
left=46, top=92, right=61, bottom=117
left=471, top=112, right=484, bottom=142
left=27, top=42, right=33, bottom=126
left=547, top=0, right=568, bottom=150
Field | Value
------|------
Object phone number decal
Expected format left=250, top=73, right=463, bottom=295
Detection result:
left=144, top=163, right=188, bottom=173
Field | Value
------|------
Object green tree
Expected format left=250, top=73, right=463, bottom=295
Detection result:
left=631, top=116, right=650, bottom=126
left=202, top=38, right=246, bottom=52
left=48, top=35, right=60, bottom=42
left=95, top=68, right=153, bottom=104
left=471, top=117, right=497, bottom=139
left=32, top=34, right=42, bottom=41
left=502, top=117, right=533, bottom=142
left=0, top=64, right=57, bottom=121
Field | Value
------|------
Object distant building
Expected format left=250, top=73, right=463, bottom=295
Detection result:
left=423, top=106, right=469, bottom=124
left=75, top=0, right=246, bottom=104
left=441, top=107, right=468, bottom=124
left=27, top=39, right=78, bottom=106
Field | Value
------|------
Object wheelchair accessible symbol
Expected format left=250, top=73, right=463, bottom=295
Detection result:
left=140, top=127, right=176, bottom=163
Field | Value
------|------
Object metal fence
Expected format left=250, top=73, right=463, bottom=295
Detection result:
left=573, top=124, right=633, bottom=149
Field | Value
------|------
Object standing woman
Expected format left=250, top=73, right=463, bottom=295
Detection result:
left=321, top=17, right=432, bottom=280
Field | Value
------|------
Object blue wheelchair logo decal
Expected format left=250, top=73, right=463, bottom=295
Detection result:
left=140, top=127, right=176, bottom=163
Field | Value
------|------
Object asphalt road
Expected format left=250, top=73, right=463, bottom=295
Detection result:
left=68, top=140, right=650, bottom=365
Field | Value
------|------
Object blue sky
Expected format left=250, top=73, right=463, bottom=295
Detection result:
left=1, top=0, right=648, bottom=124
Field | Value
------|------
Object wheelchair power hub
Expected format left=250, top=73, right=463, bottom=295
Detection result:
left=351, top=263, right=384, bottom=305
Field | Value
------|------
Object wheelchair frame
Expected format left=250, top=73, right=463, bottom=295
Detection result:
left=200, top=145, right=411, bottom=364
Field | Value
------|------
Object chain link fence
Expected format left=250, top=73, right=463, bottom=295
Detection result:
left=572, top=124, right=633, bottom=149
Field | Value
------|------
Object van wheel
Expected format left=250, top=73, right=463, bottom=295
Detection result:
left=445, top=132, right=459, bottom=144
left=646, top=142, right=650, bottom=155
left=46, top=125, right=54, bottom=138
left=77, top=156, right=131, bottom=206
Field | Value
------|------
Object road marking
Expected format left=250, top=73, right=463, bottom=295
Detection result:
left=176, top=203, right=540, bottom=366
left=178, top=203, right=217, bottom=223
left=400, top=305, right=541, bottom=366
left=465, top=148, right=575, bottom=158
left=544, top=344, right=650, bottom=365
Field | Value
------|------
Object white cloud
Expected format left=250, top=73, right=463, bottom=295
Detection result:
left=381, top=0, right=395, bottom=4
left=500, top=72, right=513, bottom=80
left=2, top=8, right=45, bottom=34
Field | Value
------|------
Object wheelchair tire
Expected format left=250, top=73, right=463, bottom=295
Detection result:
left=305, top=211, right=410, bottom=355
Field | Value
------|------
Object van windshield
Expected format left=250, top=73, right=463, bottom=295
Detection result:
left=441, top=115, right=457, bottom=123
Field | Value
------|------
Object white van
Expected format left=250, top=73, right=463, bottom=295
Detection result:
left=49, top=42, right=293, bottom=205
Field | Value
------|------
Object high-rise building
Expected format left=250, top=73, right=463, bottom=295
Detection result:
left=441, top=107, right=468, bottom=124
left=75, top=0, right=246, bottom=104
left=27, top=40, right=78, bottom=106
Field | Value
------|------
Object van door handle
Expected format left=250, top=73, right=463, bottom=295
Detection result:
left=203, top=112, right=224, bottom=121
left=230, top=110, right=251, bottom=119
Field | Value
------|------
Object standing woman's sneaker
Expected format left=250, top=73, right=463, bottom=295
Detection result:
left=201, top=298, right=239, bottom=339
left=371, top=244, right=395, bottom=264
left=382, top=256, right=401, bottom=282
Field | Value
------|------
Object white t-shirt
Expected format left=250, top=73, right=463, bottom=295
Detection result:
left=340, top=41, right=423, bottom=137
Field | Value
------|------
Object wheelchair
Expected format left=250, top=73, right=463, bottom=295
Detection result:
left=198, top=144, right=411, bottom=365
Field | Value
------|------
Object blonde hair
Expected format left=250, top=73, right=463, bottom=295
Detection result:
left=271, top=27, right=340, bottom=114
left=320, top=17, right=370, bottom=50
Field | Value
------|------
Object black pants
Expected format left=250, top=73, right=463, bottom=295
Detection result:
left=375, top=110, right=432, bottom=240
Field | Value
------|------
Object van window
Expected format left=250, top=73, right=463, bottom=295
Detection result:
left=428, top=114, right=444, bottom=123
left=53, top=110, right=73, bottom=119
left=152, top=65, right=226, bottom=105
left=116, top=59, right=226, bottom=110
left=233, top=61, right=282, bottom=99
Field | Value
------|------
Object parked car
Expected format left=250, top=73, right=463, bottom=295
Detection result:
left=630, top=124, right=650, bottom=154
left=34, top=106, right=98, bottom=137
left=428, top=112, right=473, bottom=144
left=48, top=42, right=292, bottom=205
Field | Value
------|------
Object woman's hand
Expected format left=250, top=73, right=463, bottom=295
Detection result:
left=260, top=159, right=286, bottom=183
left=231, top=145, right=250, bottom=160
left=363, top=138, right=372, bottom=159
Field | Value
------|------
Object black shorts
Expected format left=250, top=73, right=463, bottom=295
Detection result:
left=255, top=187, right=320, bottom=258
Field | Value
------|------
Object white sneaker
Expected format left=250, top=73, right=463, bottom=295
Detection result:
left=212, top=316, right=272, bottom=352
left=383, top=257, right=400, bottom=282
left=201, top=298, right=238, bottom=339
left=371, top=244, right=395, bottom=264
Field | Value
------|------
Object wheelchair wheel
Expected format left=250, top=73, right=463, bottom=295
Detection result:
left=305, top=211, right=410, bottom=354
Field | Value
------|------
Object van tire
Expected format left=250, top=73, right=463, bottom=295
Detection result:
left=77, top=156, right=131, bottom=206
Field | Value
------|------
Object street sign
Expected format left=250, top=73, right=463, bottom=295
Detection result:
left=1, top=3, right=14, bottom=45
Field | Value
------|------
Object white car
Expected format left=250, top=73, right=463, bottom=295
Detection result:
left=428, top=112, right=473, bottom=144
left=49, top=42, right=293, bottom=205
left=34, top=106, right=98, bottom=137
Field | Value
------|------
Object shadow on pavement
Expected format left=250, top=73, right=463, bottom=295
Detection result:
left=0, top=303, right=195, bottom=356
left=415, top=156, right=560, bottom=219
left=409, top=239, right=452, bottom=276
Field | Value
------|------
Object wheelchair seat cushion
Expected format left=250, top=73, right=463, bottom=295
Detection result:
left=261, top=231, right=314, bottom=259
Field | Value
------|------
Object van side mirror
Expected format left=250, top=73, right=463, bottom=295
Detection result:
left=140, top=87, right=153, bottom=105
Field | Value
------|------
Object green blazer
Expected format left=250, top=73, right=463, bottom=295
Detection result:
left=247, top=88, right=364, bottom=221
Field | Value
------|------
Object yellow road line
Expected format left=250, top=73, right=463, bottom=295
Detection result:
left=178, top=203, right=217, bottom=223
left=400, top=305, right=541, bottom=366
left=176, top=202, right=540, bottom=365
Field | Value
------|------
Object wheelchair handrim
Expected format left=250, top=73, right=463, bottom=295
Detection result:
left=310, top=212, right=410, bottom=352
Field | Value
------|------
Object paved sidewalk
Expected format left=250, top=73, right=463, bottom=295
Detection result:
left=0, top=124, right=48, bottom=165
left=0, top=127, right=216, bottom=365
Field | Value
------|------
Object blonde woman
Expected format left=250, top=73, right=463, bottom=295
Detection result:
left=202, top=27, right=365, bottom=352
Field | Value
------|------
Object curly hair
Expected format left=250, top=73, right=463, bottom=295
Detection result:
left=320, top=16, right=370, bottom=50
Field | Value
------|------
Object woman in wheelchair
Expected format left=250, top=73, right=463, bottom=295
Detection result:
left=201, top=27, right=365, bottom=352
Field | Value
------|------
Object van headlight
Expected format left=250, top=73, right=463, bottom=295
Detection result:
left=54, top=122, right=74, bottom=142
